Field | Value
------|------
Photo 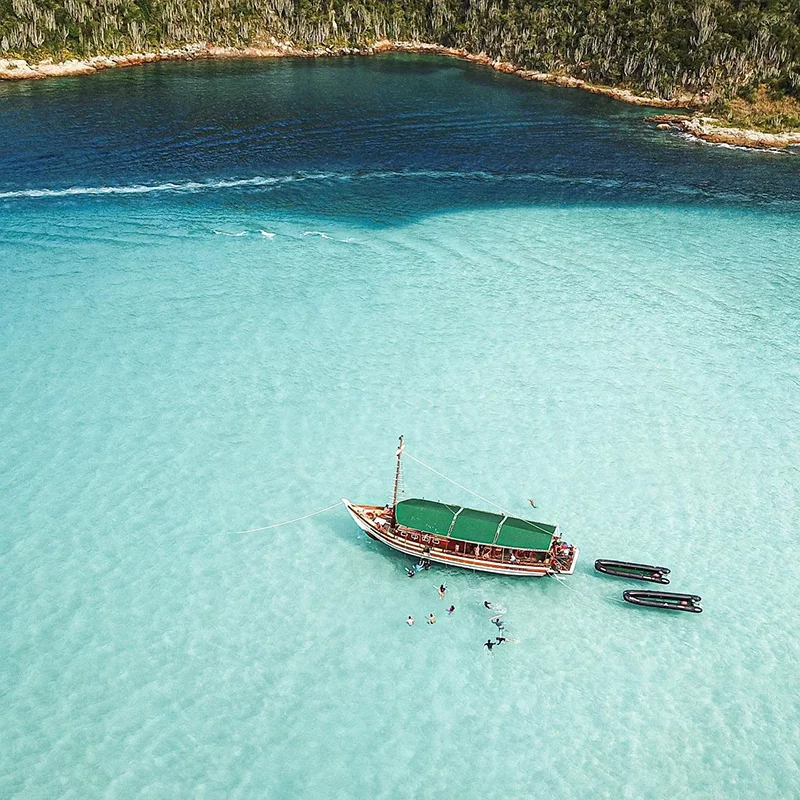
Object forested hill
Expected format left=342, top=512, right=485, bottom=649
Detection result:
left=1, top=0, right=799, bottom=103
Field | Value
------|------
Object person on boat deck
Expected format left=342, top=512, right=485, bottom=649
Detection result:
left=509, top=550, right=518, bottom=563
left=474, top=545, right=481, bottom=557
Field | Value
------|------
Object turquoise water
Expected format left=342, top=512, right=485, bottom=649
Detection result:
left=1, top=56, right=799, bottom=799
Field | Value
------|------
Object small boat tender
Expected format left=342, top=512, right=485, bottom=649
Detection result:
left=623, top=590, right=702, bottom=613
left=595, top=559, right=670, bottom=584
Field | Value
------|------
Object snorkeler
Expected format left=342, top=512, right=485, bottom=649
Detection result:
left=438, top=583, right=447, bottom=600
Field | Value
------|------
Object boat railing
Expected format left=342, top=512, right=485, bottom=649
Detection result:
left=390, top=521, right=553, bottom=566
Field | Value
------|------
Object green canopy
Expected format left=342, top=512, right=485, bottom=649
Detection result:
left=395, top=498, right=557, bottom=552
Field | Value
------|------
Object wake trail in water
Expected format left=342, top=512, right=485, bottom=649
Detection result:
left=0, top=170, right=487, bottom=200
left=1, top=169, right=796, bottom=208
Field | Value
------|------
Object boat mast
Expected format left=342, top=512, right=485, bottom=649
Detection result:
left=391, top=435, right=405, bottom=523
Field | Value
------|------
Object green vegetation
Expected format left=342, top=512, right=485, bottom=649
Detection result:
left=2, top=0, right=799, bottom=107
left=713, top=85, right=800, bottom=131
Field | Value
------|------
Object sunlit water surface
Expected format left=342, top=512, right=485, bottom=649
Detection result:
left=1, top=55, right=799, bottom=799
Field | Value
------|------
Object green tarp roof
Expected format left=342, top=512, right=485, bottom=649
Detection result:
left=395, top=498, right=557, bottom=552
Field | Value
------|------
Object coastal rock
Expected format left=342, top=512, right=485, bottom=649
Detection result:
left=0, top=58, right=42, bottom=79
left=683, top=117, right=800, bottom=148
left=647, top=113, right=800, bottom=148
left=37, top=60, right=96, bottom=77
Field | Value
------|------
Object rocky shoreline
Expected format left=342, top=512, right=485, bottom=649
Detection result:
left=647, top=114, right=800, bottom=150
left=2, top=39, right=798, bottom=150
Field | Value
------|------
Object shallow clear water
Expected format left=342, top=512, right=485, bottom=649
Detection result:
left=1, top=55, right=799, bottom=799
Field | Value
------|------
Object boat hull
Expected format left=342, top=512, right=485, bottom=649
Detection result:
left=343, top=499, right=577, bottom=577
left=595, top=559, right=670, bottom=584
left=623, top=590, right=702, bottom=612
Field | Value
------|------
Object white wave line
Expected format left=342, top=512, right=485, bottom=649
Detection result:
left=0, top=170, right=502, bottom=201
left=233, top=501, right=342, bottom=534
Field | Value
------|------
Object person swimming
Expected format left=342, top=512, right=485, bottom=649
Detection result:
left=438, top=583, right=447, bottom=600
left=406, top=616, right=415, bottom=626
left=447, top=605, right=455, bottom=614
left=483, top=639, right=496, bottom=651
left=406, top=567, right=416, bottom=578
left=491, top=616, right=505, bottom=630
left=427, top=613, right=436, bottom=625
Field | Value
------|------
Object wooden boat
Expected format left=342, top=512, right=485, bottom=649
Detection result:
left=622, top=590, right=702, bottom=613
left=595, top=559, right=670, bottom=584
left=343, top=437, right=578, bottom=577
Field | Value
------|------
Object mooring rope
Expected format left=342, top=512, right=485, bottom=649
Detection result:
left=234, top=501, right=343, bottom=534
left=404, top=451, right=508, bottom=515
left=404, top=450, right=558, bottom=538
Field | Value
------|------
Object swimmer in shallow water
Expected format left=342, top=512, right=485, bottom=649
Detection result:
left=438, top=583, right=447, bottom=600
left=491, top=617, right=505, bottom=631
left=427, top=613, right=436, bottom=625
left=484, top=639, right=497, bottom=651
left=447, top=605, right=455, bottom=615
left=406, top=616, right=415, bottom=626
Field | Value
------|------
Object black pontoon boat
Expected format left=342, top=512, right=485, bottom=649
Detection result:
left=623, top=590, right=702, bottom=613
left=595, top=559, right=670, bottom=584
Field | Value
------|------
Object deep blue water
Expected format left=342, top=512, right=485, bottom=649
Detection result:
left=1, top=55, right=799, bottom=799
left=2, top=55, right=799, bottom=216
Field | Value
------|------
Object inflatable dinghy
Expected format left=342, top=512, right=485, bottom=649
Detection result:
left=623, top=590, right=702, bottom=613
left=595, top=559, right=670, bottom=584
